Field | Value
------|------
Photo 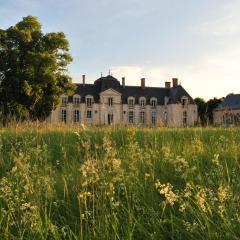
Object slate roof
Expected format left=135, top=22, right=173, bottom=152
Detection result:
left=215, top=94, right=240, bottom=110
left=70, top=75, right=195, bottom=105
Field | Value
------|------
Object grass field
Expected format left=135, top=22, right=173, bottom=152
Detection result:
left=0, top=126, right=240, bottom=239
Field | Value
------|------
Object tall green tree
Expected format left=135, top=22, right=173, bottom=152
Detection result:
left=0, top=16, right=75, bottom=123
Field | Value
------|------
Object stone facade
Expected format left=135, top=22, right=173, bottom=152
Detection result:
left=213, top=94, right=240, bottom=126
left=48, top=75, right=198, bottom=127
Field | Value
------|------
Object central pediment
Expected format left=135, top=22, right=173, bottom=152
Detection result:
left=100, top=88, right=122, bottom=96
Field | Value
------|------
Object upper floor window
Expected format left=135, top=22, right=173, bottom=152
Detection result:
left=61, top=96, right=68, bottom=106
left=139, top=97, right=146, bottom=107
left=139, top=111, right=145, bottom=124
left=61, top=109, right=67, bottom=123
left=73, top=95, right=81, bottom=105
left=108, top=97, right=113, bottom=106
left=74, top=110, right=80, bottom=122
left=150, top=98, right=157, bottom=108
left=128, top=97, right=135, bottom=108
left=86, top=96, right=93, bottom=107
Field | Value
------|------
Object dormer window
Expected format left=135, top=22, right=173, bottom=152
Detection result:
left=73, top=95, right=81, bottom=105
left=128, top=97, right=135, bottom=108
left=86, top=95, right=93, bottom=107
left=150, top=98, right=157, bottom=108
left=181, top=96, right=188, bottom=107
left=61, top=96, right=68, bottom=106
left=139, top=97, right=146, bottom=107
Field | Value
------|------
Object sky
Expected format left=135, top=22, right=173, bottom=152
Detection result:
left=1, top=0, right=240, bottom=100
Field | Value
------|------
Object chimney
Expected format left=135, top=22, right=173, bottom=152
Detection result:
left=172, top=78, right=178, bottom=87
left=141, top=78, right=145, bottom=89
left=122, top=77, right=125, bottom=88
left=165, top=81, right=171, bottom=88
left=82, top=75, right=85, bottom=87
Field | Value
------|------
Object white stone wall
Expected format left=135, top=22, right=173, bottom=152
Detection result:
left=48, top=90, right=198, bottom=127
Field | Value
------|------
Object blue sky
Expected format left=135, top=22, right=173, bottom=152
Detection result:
left=1, top=0, right=240, bottom=99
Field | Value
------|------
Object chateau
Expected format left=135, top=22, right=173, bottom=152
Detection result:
left=214, top=94, right=240, bottom=126
left=49, top=75, right=198, bottom=127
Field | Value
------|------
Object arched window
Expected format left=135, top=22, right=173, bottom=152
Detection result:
left=61, top=95, right=68, bottom=106
left=150, top=98, right=157, bottom=108
left=86, top=95, right=94, bottom=107
left=139, top=97, right=146, bottom=108
left=73, top=94, right=81, bottom=105
left=128, top=97, right=135, bottom=108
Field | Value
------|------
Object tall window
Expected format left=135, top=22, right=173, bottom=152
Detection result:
left=62, top=96, right=68, bottom=106
left=108, top=97, right=113, bottom=106
left=152, top=112, right=156, bottom=125
left=139, top=97, right=146, bottom=107
left=128, top=97, right=135, bottom=108
left=74, top=110, right=80, bottom=122
left=183, top=111, right=187, bottom=126
left=61, top=109, right=67, bottom=123
left=150, top=98, right=157, bottom=108
left=87, top=110, right=92, bottom=119
left=73, top=96, right=80, bottom=105
left=86, top=97, right=93, bottom=107
left=139, top=111, right=145, bottom=124
left=128, top=111, right=134, bottom=123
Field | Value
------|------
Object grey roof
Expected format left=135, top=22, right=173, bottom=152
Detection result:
left=70, top=75, right=195, bottom=105
left=216, top=94, right=240, bottom=110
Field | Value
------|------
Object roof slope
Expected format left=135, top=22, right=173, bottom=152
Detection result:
left=69, top=75, right=195, bottom=105
left=216, top=94, right=240, bottom=110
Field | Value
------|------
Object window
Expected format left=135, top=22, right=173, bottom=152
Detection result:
left=128, top=97, right=135, bottom=108
left=152, top=112, right=156, bottom=125
left=181, top=97, right=188, bottom=107
left=61, top=109, right=67, bottom=123
left=128, top=111, right=134, bottom=123
left=139, top=97, right=146, bottom=107
left=183, top=111, right=187, bottom=126
left=139, top=111, right=145, bottom=124
left=62, top=96, right=68, bottom=106
left=150, top=98, right=157, bottom=108
left=73, top=95, right=80, bottom=105
left=86, top=96, right=93, bottom=107
left=108, top=97, right=113, bottom=106
left=74, top=110, right=80, bottom=122
left=87, top=110, right=92, bottom=119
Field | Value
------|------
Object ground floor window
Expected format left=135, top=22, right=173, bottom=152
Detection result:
left=61, top=109, right=67, bottom=123
left=183, top=111, right=187, bottom=126
left=74, top=110, right=80, bottom=122
left=128, top=111, right=134, bottom=124
left=152, top=112, right=156, bottom=125
left=87, top=110, right=92, bottom=119
left=139, top=111, right=145, bottom=124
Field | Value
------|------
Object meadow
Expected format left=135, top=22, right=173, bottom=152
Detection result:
left=0, top=125, right=240, bottom=239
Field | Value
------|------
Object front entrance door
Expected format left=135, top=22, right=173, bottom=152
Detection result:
left=108, top=114, right=113, bottom=125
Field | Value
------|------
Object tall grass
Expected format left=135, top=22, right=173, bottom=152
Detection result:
left=0, top=126, right=240, bottom=239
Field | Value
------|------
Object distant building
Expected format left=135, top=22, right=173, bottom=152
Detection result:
left=214, top=94, right=240, bottom=126
left=49, top=75, right=198, bottom=127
